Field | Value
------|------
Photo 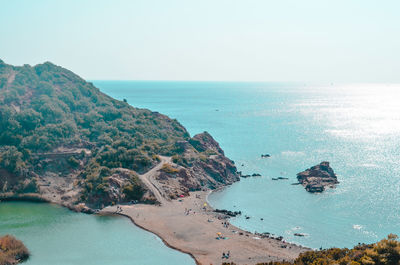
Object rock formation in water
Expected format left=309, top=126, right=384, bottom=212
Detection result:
left=296, top=162, right=339, bottom=192
left=0, top=59, right=240, bottom=210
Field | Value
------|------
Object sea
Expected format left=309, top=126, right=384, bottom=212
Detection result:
left=1, top=81, right=400, bottom=264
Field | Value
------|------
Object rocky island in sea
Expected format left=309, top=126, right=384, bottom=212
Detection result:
left=296, top=162, right=339, bottom=192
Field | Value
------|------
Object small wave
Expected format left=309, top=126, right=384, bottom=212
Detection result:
left=360, top=163, right=380, bottom=168
left=362, top=230, right=378, bottom=238
left=353, top=224, right=363, bottom=230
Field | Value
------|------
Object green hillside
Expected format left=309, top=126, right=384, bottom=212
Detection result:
left=0, top=59, right=192, bottom=207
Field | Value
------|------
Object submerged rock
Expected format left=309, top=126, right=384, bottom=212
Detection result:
left=214, top=209, right=241, bottom=217
left=240, top=172, right=261, bottom=178
left=272, top=177, right=289, bottom=180
left=296, top=162, right=339, bottom=193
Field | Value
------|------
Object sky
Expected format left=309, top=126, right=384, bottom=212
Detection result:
left=1, top=0, right=399, bottom=82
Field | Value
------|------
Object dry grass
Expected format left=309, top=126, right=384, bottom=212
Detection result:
left=160, top=163, right=179, bottom=174
left=0, top=235, right=29, bottom=265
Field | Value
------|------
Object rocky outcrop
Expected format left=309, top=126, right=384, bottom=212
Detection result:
left=240, top=173, right=262, bottom=178
left=189, top=132, right=225, bottom=155
left=297, top=162, right=339, bottom=193
left=155, top=132, right=240, bottom=199
left=214, top=209, right=242, bottom=217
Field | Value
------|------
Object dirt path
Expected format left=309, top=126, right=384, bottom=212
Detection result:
left=7, top=72, right=16, bottom=88
left=138, top=156, right=171, bottom=205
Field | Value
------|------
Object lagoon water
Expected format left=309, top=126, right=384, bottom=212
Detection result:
left=96, top=81, right=400, bottom=249
left=0, top=202, right=194, bottom=265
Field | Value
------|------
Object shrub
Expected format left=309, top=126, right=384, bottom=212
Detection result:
left=261, top=234, right=400, bottom=265
left=67, top=156, right=80, bottom=167
left=160, top=163, right=179, bottom=174
left=122, top=183, right=145, bottom=201
left=0, top=235, right=30, bottom=264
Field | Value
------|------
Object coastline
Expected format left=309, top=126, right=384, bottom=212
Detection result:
left=206, top=187, right=311, bottom=251
left=0, top=193, right=50, bottom=203
left=0, top=192, right=94, bottom=213
left=115, top=212, right=201, bottom=265
left=101, top=190, right=310, bottom=265
left=1, top=189, right=310, bottom=265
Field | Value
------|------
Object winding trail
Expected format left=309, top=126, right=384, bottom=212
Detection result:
left=138, top=156, right=171, bottom=205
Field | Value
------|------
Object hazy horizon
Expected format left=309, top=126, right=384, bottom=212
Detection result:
left=1, top=0, right=400, bottom=83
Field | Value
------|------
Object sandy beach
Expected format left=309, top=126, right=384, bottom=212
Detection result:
left=101, top=190, right=309, bottom=265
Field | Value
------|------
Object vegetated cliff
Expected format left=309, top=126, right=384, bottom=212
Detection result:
left=0, top=59, right=240, bottom=210
left=297, top=162, right=339, bottom=193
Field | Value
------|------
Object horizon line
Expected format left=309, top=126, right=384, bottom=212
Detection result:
left=89, top=80, right=400, bottom=85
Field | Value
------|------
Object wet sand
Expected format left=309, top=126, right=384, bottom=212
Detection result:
left=101, top=191, right=309, bottom=265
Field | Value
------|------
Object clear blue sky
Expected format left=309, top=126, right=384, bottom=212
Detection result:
left=1, top=0, right=399, bottom=82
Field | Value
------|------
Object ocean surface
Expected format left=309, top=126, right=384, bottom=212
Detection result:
left=0, top=201, right=194, bottom=265
left=96, top=81, right=400, bottom=249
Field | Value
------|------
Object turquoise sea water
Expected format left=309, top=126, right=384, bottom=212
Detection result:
left=0, top=202, right=194, bottom=265
left=95, top=81, right=400, bottom=249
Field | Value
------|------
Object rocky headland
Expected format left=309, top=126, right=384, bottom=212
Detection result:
left=297, top=162, right=339, bottom=192
left=0, top=59, right=239, bottom=211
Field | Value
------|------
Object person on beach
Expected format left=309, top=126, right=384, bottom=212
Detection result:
left=222, top=251, right=230, bottom=259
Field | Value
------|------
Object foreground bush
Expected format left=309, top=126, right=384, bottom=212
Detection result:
left=0, top=235, right=29, bottom=265
left=270, top=234, right=400, bottom=265
left=223, top=234, right=400, bottom=265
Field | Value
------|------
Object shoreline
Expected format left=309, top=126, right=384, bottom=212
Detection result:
left=0, top=193, right=50, bottom=203
left=101, top=190, right=310, bottom=265
left=1, top=189, right=310, bottom=265
left=116, top=211, right=201, bottom=265
left=0, top=192, right=95, bottom=213
left=205, top=187, right=311, bottom=250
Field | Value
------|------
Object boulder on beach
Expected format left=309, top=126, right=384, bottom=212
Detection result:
left=297, top=162, right=339, bottom=193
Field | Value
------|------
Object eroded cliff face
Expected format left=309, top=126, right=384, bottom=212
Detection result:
left=155, top=132, right=240, bottom=199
